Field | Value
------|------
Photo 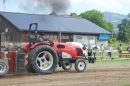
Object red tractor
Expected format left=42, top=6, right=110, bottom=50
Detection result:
left=21, top=23, right=95, bottom=73
left=0, top=23, right=95, bottom=76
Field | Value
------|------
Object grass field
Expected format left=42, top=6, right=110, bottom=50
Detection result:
left=111, top=42, right=130, bottom=50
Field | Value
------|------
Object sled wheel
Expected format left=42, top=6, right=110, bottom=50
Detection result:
left=88, top=58, right=95, bottom=63
left=28, top=45, right=58, bottom=74
left=61, top=61, right=72, bottom=71
left=75, top=59, right=86, bottom=72
left=91, top=58, right=95, bottom=63
left=0, top=59, right=9, bottom=77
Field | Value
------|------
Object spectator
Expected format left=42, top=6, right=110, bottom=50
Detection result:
left=1, top=42, right=6, bottom=48
left=100, top=44, right=105, bottom=60
left=82, top=44, right=87, bottom=50
left=126, top=45, right=130, bottom=53
left=107, top=44, right=113, bottom=59
left=14, top=43, right=17, bottom=47
left=13, top=43, right=18, bottom=50
left=8, top=43, right=14, bottom=50
left=87, top=46, right=92, bottom=59
left=117, top=44, right=122, bottom=58
left=82, top=44, right=88, bottom=57
left=93, top=45, right=98, bottom=60
left=126, top=45, right=130, bottom=50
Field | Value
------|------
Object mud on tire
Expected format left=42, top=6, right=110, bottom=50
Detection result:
left=28, top=45, right=58, bottom=74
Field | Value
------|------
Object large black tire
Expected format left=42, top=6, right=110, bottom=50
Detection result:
left=0, top=59, right=9, bottom=77
left=28, top=45, right=58, bottom=74
left=75, top=59, right=86, bottom=72
left=61, top=61, right=72, bottom=71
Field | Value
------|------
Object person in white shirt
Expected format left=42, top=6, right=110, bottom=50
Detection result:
left=100, top=44, right=105, bottom=60
left=107, top=44, right=113, bottom=59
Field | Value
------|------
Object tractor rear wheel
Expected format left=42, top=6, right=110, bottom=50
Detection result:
left=28, top=45, right=58, bottom=74
left=61, top=61, right=72, bottom=71
left=75, top=59, right=86, bottom=72
left=0, top=59, right=9, bottom=77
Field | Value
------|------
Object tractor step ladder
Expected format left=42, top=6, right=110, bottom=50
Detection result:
left=16, top=53, right=26, bottom=74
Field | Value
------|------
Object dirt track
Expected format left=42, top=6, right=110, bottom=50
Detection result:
left=0, top=62, right=130, bottom=86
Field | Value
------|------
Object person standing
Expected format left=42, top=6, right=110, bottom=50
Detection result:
left=100, top=44, right=105, bottom=60
left=117, top=44, right=122, bottom=58
left=126, top=45, right=130, bottom=53
left=82, top=44, right=88, bottom=57
left=82, top=44, right=87, bottom=50
left=1, top=42, right=6, bottom=48
left=87, top=46, right=92, bottom=59
left=93, top=45, right=98, bottom=60
left=126, top=45, right=130, bottom=51
left=107, top=44, right=113, bottom=59
left=8, top=43, right=13, bottom=50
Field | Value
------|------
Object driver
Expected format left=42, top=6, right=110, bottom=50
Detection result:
left=37, top=33, right=52, bottom=43
left=37, top=33, right=44, bottom=42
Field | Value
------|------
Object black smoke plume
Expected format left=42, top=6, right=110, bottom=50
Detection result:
left=19, top=0, right=70, bottom=14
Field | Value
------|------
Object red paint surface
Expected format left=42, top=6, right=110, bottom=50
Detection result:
left=8, top=51, right=16, bottom=74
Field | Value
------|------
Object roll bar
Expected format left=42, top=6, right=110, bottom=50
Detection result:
left=28, top=23, right=38, bottom=49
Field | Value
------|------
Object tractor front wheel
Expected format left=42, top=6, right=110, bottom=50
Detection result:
left=75, top=59, right=86, bottom=72
left=28, top=45, right=58, bottom=74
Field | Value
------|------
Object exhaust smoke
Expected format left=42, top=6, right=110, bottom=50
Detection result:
left=19, top=0, right=70, bottom=14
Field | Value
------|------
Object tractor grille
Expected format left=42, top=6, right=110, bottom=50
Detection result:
left=76, top=48, right=83, bottom=56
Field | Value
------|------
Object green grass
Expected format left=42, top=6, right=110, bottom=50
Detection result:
left=94, top=52, right=119, bottom=60
left=118, top=84, right=130, bottom=86
left=90, top=51, right=130, bottom=64
left=123, top=84, right=130, bottom=86
left=111, top=42, right=130, bottom=50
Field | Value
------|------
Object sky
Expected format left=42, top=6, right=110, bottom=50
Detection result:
left=0, top=0, right=130, bottom=15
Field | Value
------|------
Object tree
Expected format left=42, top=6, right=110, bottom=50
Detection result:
left=79, top=9, right=114, bottom=33
left=117, top=14, right=130, bottom=43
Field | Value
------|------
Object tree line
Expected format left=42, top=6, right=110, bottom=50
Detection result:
left=117, top=13, right=130, bottom=43
left=77, top=9, right=130, bottom=43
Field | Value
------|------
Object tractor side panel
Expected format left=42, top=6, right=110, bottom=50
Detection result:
left=52, top=42, right=84, bottom=58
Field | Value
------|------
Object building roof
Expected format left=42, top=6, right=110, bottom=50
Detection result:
left=0, top=12, right=111, bottom=34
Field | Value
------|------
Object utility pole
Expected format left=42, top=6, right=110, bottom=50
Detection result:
left=58, top=27, right=61, bottom=42
left=3, top=0, right=5, bottom=12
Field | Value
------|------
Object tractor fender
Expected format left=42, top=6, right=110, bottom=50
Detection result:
left=21, top=42, right=50, bottom=53
left=31, top=42, right=49, bottom=49
left=21, top=43, right=30, bottom=52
